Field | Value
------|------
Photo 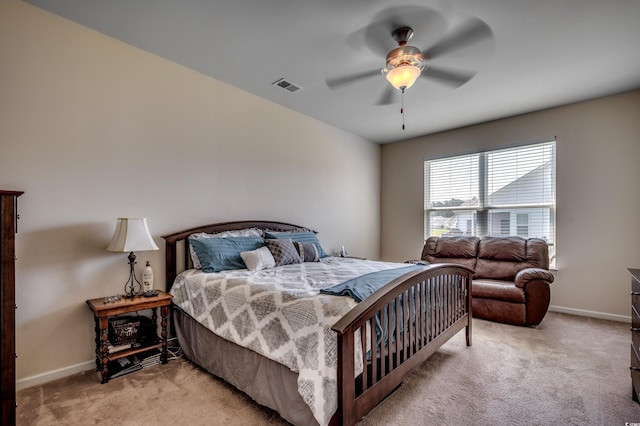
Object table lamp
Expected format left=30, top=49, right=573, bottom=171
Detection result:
left=106, top=217, right=159, bottom=298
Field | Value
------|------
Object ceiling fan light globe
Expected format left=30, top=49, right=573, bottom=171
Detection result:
left=386, top=65, right=422, bottom=91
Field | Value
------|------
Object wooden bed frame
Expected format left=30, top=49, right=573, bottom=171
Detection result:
left=163, top=220, right=473, bottom=426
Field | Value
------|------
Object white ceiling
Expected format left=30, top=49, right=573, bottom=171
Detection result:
left=24, top=0, right=640, bottom=144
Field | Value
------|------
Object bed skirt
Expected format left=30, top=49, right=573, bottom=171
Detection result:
left=173, top=307, right=320, bottom=425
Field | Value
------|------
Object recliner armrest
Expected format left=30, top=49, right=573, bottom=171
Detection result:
left=515, top=268, right=554, bottom=288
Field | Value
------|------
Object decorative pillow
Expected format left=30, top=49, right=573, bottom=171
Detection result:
left=264, top=238, right=301, bottom=266
left=294, top=241, right=320, bottom=262
left=188, top=236, right=264, bottom=273
left=189, top=228, right=263, bottom=268
left=240, top=246, right=276, bottom=272
left=264, top=231, right=328, bottom=258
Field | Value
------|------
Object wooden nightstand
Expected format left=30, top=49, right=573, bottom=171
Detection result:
left=629, top=268, right=640, bottom=402
left=86, top=291, right=173, bottom=383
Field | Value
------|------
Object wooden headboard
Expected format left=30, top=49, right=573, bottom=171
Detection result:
left=161, top=220, right=313, bottom=292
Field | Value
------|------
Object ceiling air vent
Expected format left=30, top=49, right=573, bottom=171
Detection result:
left=272, top=78, right=302, bottom=93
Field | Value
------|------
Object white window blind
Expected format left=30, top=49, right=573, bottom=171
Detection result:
left=425, top=140, right=556, bottom=265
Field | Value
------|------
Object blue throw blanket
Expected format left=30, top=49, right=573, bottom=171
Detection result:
left=321, top=265, right=421, bottom=348
left=320, top=265, right=419, bottom=301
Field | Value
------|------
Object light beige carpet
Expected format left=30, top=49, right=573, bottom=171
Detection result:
left=17, top=312, right=640, bottom=425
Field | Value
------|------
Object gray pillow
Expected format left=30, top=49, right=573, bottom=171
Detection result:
left=264, top=238, right=301, bottom=266
left=294, top=241, right=320, bottom=262
left=264, top=231, right=328, bottom=258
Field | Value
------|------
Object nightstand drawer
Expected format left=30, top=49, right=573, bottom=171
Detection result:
left=633, top=275, right=640, bottom=294
left=629, top=344, right=640, bottom=399
left=634, top=303, right=640, bottom=331
left=631, top=343, right=640, bottom=400
left=633, top=333, right=640, bottom=362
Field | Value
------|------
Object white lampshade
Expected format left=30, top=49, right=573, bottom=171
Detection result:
left=385, top=65, right=422, bottom=90
left=106, top=218, right=159, bottom=253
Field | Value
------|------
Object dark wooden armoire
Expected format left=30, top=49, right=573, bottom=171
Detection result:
left=0, top=190, right=22, bottom=425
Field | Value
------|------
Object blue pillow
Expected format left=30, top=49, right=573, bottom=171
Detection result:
left=264, top=231, right=328, bottom=258
left=189, top=236, right=264, bottom=272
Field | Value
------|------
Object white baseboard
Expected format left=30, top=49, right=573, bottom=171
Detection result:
left=17, top=337, right=181, bottom=391
left=16, top=360, right=95, bottom=392
left=548, top=305, right=630, bottom=323
left=17, top=310, right=628, bottom=391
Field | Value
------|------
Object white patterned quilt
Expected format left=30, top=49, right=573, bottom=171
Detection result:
left=170, top=256, right=409, bottom=426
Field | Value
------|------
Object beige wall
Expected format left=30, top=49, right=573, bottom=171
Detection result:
left=381, top=89, right=640, bottom=321
left=0, top=1, right=380, bottom=385
left=4, top=0, right=639, bottom=389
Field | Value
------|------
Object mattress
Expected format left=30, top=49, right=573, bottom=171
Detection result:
left=170, top=257, right=409, bottom=425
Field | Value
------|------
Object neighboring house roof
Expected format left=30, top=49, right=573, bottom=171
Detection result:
left=431, top=160, right=553, bottom=215
left=488, top=161, right=554, bottom=205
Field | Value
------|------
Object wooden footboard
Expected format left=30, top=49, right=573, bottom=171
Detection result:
left=331, top=264, right=473, bottom=426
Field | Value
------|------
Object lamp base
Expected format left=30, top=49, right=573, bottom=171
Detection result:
left=123, top=251, right=142, bottom=298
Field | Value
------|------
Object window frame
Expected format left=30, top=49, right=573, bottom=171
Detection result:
left=424, top=139, right=556, bottom=266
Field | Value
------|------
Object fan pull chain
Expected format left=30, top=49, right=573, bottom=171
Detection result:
left=401, top=88, right=406, bottom=130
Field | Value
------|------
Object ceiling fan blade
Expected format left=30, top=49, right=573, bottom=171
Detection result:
left=326, top=69, right=381, bottom=89
left=422, top=17, right=493, bottom=60
left=375, top=85, right=396, bottom=105
left=421, top=65, right=475, bottom=87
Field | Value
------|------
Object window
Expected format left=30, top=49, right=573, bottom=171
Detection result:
left=517, top=213, right=529, bottom=237
left=424, top=140, right=556, bottom=265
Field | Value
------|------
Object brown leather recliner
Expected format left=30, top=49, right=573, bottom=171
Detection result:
left=421, top=236, right=554, bottom=326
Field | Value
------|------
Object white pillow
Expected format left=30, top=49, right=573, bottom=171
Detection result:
left=191, top=228, right=262, bottom=239
left=189, top=228, right=263, bottom=269
left=240, top=246, right=276, bottom=272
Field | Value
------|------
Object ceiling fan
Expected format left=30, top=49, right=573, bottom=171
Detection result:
left=325, top=6, right=495, bottom=107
